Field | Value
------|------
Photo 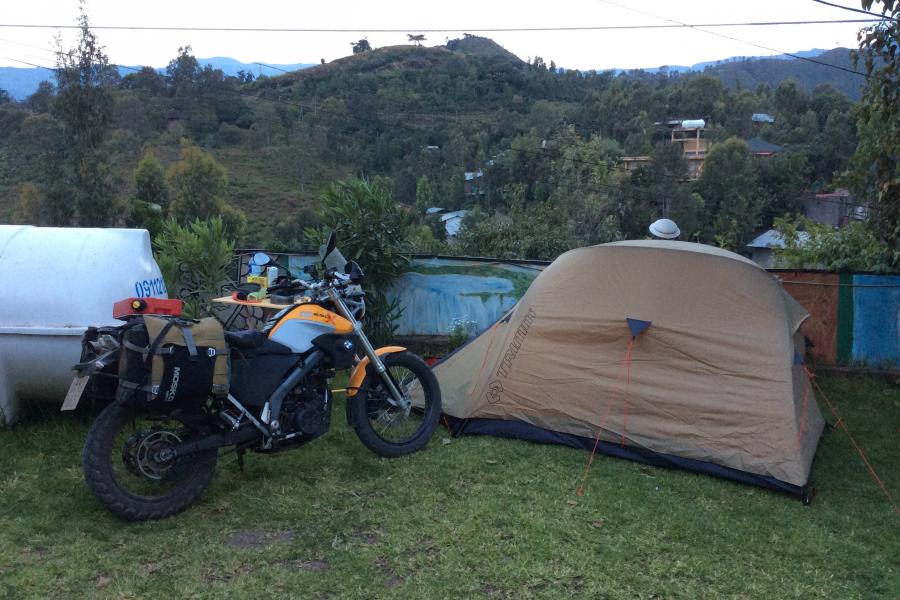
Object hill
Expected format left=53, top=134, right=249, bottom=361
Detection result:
left=0, top=36, right=862, bottom=252
left=0, top=58, right=314, bottom=101
left=702, top=48, right=864, bottom=100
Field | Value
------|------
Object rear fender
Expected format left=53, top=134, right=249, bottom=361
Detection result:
left=344, top=346, right=405, bottom=426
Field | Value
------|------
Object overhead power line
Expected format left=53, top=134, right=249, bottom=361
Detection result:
left=809, top=0, right=890, bottom=18
left=0, top=19, right=881, bottom=34
left=596, top=0, right=869, bottom=79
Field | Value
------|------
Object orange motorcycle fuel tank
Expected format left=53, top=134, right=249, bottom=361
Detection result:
left=265, top=304, right=354, bottom=353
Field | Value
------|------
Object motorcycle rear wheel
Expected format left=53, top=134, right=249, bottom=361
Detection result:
left=350, top=351, right=441, bottom=457
left=82, top=403, right=217, bottom=521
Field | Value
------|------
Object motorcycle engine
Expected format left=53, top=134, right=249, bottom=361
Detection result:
left=284, top=382, right=331, bottom=442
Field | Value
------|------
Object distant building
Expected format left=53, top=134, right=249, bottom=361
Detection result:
left=618, top=118, right=709, bottom=179
left=669, top=120, right=709, bottom=178
left=464, top=171, right=484, bottom=196
left=751, top=113, right=775, bottom=124
left=424, top=145, right=440, bottom=152
left=440, top=210, right=468, bottom=240
left=618, top=156, right=653, bottom=173
left=746, top=138, right=784, bottom=157
left=803, top=189, right=859, bottom=228
left=745, top=229, right=810, bottom=268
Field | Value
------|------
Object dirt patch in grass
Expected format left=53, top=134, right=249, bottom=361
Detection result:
left=227, top=528, right=295, bottom=549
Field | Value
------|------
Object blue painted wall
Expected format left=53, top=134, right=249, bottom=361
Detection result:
left=386, top=259, right=541, bottom=336
left=852, top=275, right=900, bottom=367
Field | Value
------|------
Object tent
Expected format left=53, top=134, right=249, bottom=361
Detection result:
left=435, top=241, right=824, bottom=499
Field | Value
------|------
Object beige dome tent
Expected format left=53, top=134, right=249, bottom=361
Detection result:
left=436, top=241, right=824, bottom=499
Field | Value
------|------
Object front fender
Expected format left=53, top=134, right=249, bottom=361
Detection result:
left=345, top=346, right=406, bottom=398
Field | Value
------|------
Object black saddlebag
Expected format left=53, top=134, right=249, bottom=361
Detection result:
left=229, top=335, right=297, bottom=408
left=116, top=315, right=229, bottom=410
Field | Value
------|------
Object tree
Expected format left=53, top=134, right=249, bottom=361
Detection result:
left=773, top=215, right=895, bottom=272
left=166, top=142, right=245, bottom=237
left=695, top=137, right=764, bottom=250
left=51, top=2, right=118, bottom=226
left=134, top=150, right=169, bottom=206
left=407, top=34, right=426, bottom=46
left=25, top=81, right=55, bottom=113
left=849, top=0, right=899, bottom=256
left=166, top=46, right=200, bottom=96
left=415, top=175, right=434, bottom=211
left=351, top=38, right=372, bottom=54
left=153, top=217, right=236, bottom=317
left=0, top=88, right=9, bottom=104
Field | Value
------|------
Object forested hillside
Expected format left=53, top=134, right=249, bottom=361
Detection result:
left=0, top=33, right=875, bottom=256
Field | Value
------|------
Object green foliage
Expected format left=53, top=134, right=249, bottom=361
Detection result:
left=305, top=176, right=411, bottom=343
left=407, top=223, right=448, bottom=254
left=447, top=317, right=477, bottom=350
left=696, top=137, right=764, bottom=250
left=152, top=217, right=236, bottom=317
left=43, top=3, right=117, bottom=226
left=850, top=1, right=899, bottom=254
left=0, top=34, right=878, bottom=253
left=351, top=38, right=372, bottom=54
left=773, top=215, right=897, bottom=271
left=134, top=150, right=169, bottom=206
left=456, top=203, right=578, bottom=260
left=166, top=141, right=246, bottom=239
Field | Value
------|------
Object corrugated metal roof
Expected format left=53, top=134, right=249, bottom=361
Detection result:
left=745, top=229, right=810, bottom=249
left=747, top=138, right=784, bottom=154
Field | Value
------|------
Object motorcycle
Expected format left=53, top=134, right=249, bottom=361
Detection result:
left=78, top=232, right=441, bottom=521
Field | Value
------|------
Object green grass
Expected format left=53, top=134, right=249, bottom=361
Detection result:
left=1, top=374, right=897, bottom=599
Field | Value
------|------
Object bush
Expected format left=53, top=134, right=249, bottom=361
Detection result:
left=153, top=217, right=236, bottom=317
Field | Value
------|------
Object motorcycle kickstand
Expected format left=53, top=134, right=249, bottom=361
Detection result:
left=236, top=448, right=246, bottom=472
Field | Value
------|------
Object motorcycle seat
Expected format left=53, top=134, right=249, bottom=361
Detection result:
left=225, top=329, right=267, bottom=349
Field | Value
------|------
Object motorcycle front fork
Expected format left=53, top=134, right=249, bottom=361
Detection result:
left=327, top=289, right=410, bottom=410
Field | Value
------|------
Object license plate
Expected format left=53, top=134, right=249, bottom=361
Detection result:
left=61, top=376, right=89, bottom=411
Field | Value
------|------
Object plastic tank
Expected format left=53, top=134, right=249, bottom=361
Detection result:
left=680, top=119, right=706, bottom=129
left=0, top=226, right=167, bottom=423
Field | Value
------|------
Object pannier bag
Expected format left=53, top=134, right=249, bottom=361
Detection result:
left=117, top=315, right=229, bottom=408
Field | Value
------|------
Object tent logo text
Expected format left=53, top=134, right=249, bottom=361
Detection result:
left=495, top=308, right=537, bottom=380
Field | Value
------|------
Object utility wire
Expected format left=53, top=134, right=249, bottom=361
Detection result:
left=0, top=19, right=881, bottom=33
left=810, top=0, right=890, bottom=18
left=596, top=0, right=869, bottom=79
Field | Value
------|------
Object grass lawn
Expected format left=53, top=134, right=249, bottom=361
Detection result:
left=0, top=374, right=897, bottom=599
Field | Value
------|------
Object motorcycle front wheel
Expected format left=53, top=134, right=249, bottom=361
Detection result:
left=349, top=351, right=441, bottom=457
left=82, top=403, right=218, bottom=521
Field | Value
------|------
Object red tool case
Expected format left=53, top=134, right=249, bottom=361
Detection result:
left=113, top=297, right=183, bottom=320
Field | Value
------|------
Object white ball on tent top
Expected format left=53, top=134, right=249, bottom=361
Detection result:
left=649, top=218, right=680, bottom=239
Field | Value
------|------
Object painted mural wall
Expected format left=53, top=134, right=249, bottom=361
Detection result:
left=386, top=259, right=542, bottom=337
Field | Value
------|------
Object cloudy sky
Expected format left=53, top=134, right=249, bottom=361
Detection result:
left=0, top=0, right=878, bottom=71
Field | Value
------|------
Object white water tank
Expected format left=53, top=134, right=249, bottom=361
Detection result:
left=680, top=119, right=705, bottom=129
left=0, top=226, right=167, bottom=423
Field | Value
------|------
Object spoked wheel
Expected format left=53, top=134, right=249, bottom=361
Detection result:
left=82, top=403, right=217, bottom=521
left=350, top=351, right=441, bottom=457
